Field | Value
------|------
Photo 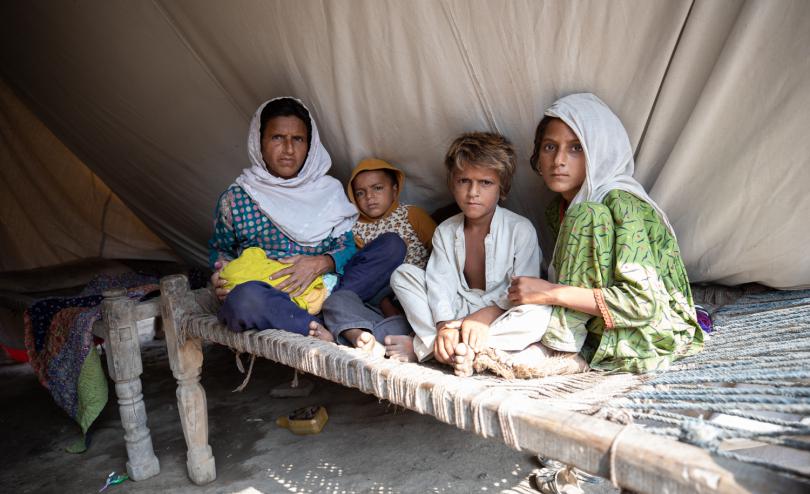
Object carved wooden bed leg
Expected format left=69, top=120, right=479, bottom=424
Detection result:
left=160, top=275, right=216, bottom=485
left=100, top=288, right=160, bottom=481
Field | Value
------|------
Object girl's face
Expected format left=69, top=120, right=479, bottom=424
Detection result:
left=537, top=119, right=587, bottom=202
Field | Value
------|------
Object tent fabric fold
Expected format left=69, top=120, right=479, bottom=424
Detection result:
left=0, top=79, right=176, bottom=270
left=0, top=0, right=807, bottom=288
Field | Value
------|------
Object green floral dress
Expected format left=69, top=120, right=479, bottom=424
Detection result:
left=542, top=190, right=704, bottom=372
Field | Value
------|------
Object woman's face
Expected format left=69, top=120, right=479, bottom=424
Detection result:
left=261, top=116, right=309, bottom=179
left=537, top=119, right=587, bottom=202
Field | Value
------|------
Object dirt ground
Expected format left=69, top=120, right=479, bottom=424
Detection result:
left=0, top=341, right=618, bottom=494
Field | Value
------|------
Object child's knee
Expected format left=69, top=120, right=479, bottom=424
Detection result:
left=373, top=232, right=407, bottom=263
left=390, top=263, right=424, bottom=290
left=218, top=281, right=270, bottom=331
left=225, top=281, right=274, bottom=314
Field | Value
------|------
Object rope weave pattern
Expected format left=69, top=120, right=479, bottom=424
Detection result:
left=179, top=288, right=810, bottom=481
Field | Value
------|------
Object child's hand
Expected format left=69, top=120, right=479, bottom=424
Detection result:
left=460, top=319, right=489, bottom=353
left=434, top=320, right=462, bottom=364
left=211, top=260, right=230, bottom=302
left=508, top=276, right=558, bottom=305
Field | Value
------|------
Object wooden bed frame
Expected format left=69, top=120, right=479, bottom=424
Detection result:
left=96, top=274, right=807, bottom=493
left=96, top=287, right=162, bottom=481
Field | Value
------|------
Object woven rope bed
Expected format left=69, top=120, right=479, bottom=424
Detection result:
left=154, top=274, right=809, bottom=493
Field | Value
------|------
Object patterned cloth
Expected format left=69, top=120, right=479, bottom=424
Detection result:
left=542, top=191, right=704, bottom=373
left=208, top=185, right=356, bottom=272
left=352, top=204, right=431, bottom=268
left=24, top=273, right=159, bottom=436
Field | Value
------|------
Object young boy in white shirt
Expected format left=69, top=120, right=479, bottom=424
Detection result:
left=391, top=132, right=555, bottom=376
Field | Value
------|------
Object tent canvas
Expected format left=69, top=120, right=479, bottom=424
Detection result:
left=1, top=0, right=808, bottom=288
left=2, top=2, right=810, bottom=492
left=0, top=79, right=175, bottom=271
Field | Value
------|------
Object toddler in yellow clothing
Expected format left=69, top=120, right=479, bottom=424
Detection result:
left=219, top=247, right=327, bottom=315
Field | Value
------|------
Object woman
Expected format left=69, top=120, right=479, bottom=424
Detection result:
left=509, top=93, right=703, bottom=373
left=208, top=97, right=359, bottom=335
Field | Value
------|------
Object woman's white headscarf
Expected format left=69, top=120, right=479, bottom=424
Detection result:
left=235, top=97, right=358, bottom=247
left=544, top=93, right=675, bottom=237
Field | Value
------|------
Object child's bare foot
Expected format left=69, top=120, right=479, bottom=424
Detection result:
left=384, top=335, right=417, bottom=362
left=344, top=329, right=385, bottom=357
left=356, top=331, right=378, bottom=353
left=452, top=342, right=475, bottom=377
left=308, top=321, right=334, bottom=342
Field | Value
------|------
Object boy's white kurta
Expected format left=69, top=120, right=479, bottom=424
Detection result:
left=391, top=206, right=552, bottom=361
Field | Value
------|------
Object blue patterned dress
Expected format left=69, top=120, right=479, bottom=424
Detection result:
left=208, top=185, right=356, bottom=272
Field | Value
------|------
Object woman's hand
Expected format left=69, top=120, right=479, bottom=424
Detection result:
left=211, top=260, right=230, bottom=302
left=272, top=254, right=334, bottom=297
left=508, top=276, right=558, bottom=305
left=434, top=320, right=462, bottom=364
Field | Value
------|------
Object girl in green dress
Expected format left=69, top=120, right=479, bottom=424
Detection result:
left=508, top=93, right=703, bottom=373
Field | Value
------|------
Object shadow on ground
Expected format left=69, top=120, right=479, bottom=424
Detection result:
left=1, top=341, right=617, bottom=493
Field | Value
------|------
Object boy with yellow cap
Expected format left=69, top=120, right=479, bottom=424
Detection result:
left=309, top=158, right=436, bottom=361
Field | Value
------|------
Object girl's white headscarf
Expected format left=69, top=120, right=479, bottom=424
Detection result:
left=544, top=93, right=675, bottom=237
left=235, top=97, right=358, bottom=247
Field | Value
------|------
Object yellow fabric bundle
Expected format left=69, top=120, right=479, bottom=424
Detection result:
left=220, top=247, right=327, bottom=315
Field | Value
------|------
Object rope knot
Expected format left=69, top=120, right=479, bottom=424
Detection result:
left=680, top=417, right=723, bottom=450
left=590, top=407, right=634, bottom=425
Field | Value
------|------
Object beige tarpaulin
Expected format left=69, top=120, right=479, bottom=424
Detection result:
left=0, top=0, right=808, bottom=288
left=0, top=79, right=176, bottom=271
